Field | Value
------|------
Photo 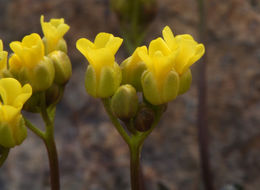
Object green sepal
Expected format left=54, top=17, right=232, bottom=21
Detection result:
left=85, top=65, right=97, bottom=97
left=178, top=69, right=192, bottom=95
left=141, top=71, right=161, bottom=105
left=162, top=70, right=179, bottom=102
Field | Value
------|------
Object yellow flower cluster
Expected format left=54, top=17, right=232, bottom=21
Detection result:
left=76, top=26, right=204, bottom=106
left=0, top=15, right=72, bottom=148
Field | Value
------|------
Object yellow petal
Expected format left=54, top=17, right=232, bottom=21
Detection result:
left=76, top=38, right=95, bottom=61
left=148, top=37, right=171, bottom=56
left=0, top=78, right=32, bottom=108
left=94, top=32, right=123, bottom=55
left=0, top=105, right=20, bottom=123
left=162, top=26, right=176, bottom=50
left=183, top=43, right=205, bottom=72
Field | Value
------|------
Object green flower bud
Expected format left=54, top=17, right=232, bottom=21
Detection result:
left=134, top=105, right=155, bottom=132
left=178, top=69, right=192, bottom=95
left=111, top=84, right=138, bottom=121
left=45, top=83, right=64, bottom=106
left=48, top=50, right=72, bottom=85
left=121, top=47, right=147, bottom=91
left=141, top=69, right=179, bottom=105
left=28, top=56, right=55, bottom=92
left=0, top=117, right=27, bottom=148
left=85, top=63, right=122, bottom=98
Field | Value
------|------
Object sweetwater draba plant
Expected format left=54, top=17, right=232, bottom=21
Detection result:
left=77, top=26, right=205, bottom=190
left=0, top=15, right=72, bottom=190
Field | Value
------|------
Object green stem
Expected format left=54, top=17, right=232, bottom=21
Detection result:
left=24, top=118, right=45, bottom=140
left=102, top=98, right=131, bottom=145
left=0, top=148, right=10, bottom=167
left=25, top=92, right=60, bottom=190
left=40, top=93, right=60, bottom=190
left=43, top=129, right=60, bottom=190
left=129, top=140, right=142, bottom=190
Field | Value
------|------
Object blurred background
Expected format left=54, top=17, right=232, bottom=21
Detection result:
left=0, top=0, right=260, bottom=189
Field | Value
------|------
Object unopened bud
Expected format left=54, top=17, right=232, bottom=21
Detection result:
left=111, top=84, right=138, bottom=121
left=48, top=50, right=72, bottom=85
left=134, top=105, right=155, bottom=132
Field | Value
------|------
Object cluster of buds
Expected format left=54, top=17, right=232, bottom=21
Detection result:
left=77, top=26, right=204, bottom=132
left=0, top=15, right=71, bottom=148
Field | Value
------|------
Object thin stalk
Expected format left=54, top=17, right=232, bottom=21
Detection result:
left=196, top=0, right=214, bottom=189
left=102, top=98, right=131, bottom=144
left=0, top=148, right=10, bottom=167
left=25, top=93, right=60, bottom=190
left=40, top=93, right=60, bottom=190
left=129, top=142, right=142, bottom=190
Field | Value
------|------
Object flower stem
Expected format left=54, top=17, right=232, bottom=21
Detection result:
left=43, top=130, right=60, bottom=190
left=129, top=142, right=142, bottom=190
left=0, top=148, right=10, bottom=168
left=102, top=99, right=164, bottom=190
left=25, top=92, right=60, bottom=190
left=40, top=93, right=60, bottom=190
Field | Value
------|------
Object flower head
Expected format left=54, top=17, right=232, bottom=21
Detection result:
left=9, top=33, right=55, bottom=92
left=41, top=15, right=70, bottom=54
left=76, top=33, right=123, bottom=98
left=137, top=38, right=179, bottom=105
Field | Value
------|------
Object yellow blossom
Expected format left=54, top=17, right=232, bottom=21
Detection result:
left=0, top=78, right=32, bottom=148
left=137, top=37, right=179, bottom=105
left=9, top=33, right=55, bottom=92
left=76, top=33, right=123, bottom=98
left=41, top=15, right=70, bottom=54
left=9, top=33, right=44, bottom=69
left=162, top=26, right=205, bottom=75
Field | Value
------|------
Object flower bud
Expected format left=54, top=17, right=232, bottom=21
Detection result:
left=134, top=105, right=155, bottom=132
left=178, top=69, right=192, bottom=95
left=27, top=56, right=55, bottom=92
left=45, top=83, right=64, bottom=106
left=121, top=47, right=147, bottom=91
left=111, top=84, right=138, bottom=121
left=48, top=50, right=72, bottom=85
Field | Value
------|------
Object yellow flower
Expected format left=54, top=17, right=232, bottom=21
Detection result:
left=162, top=26, right=205, bottom=75
left=76, top=33, right=123, bottom=98
left=137, top=38, right=179, bottom=105
left=9, top=33, right=55, bottom=92
left=9, top=33, right=44, bottom=69
left=41, top=15, right=70, bottom=54
left=0, top=40, right=8, bottom=76
left=0, top=78, right=32, bottom=148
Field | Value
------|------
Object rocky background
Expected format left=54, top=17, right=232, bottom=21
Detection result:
left=0, top=0, right=260, bottom=190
